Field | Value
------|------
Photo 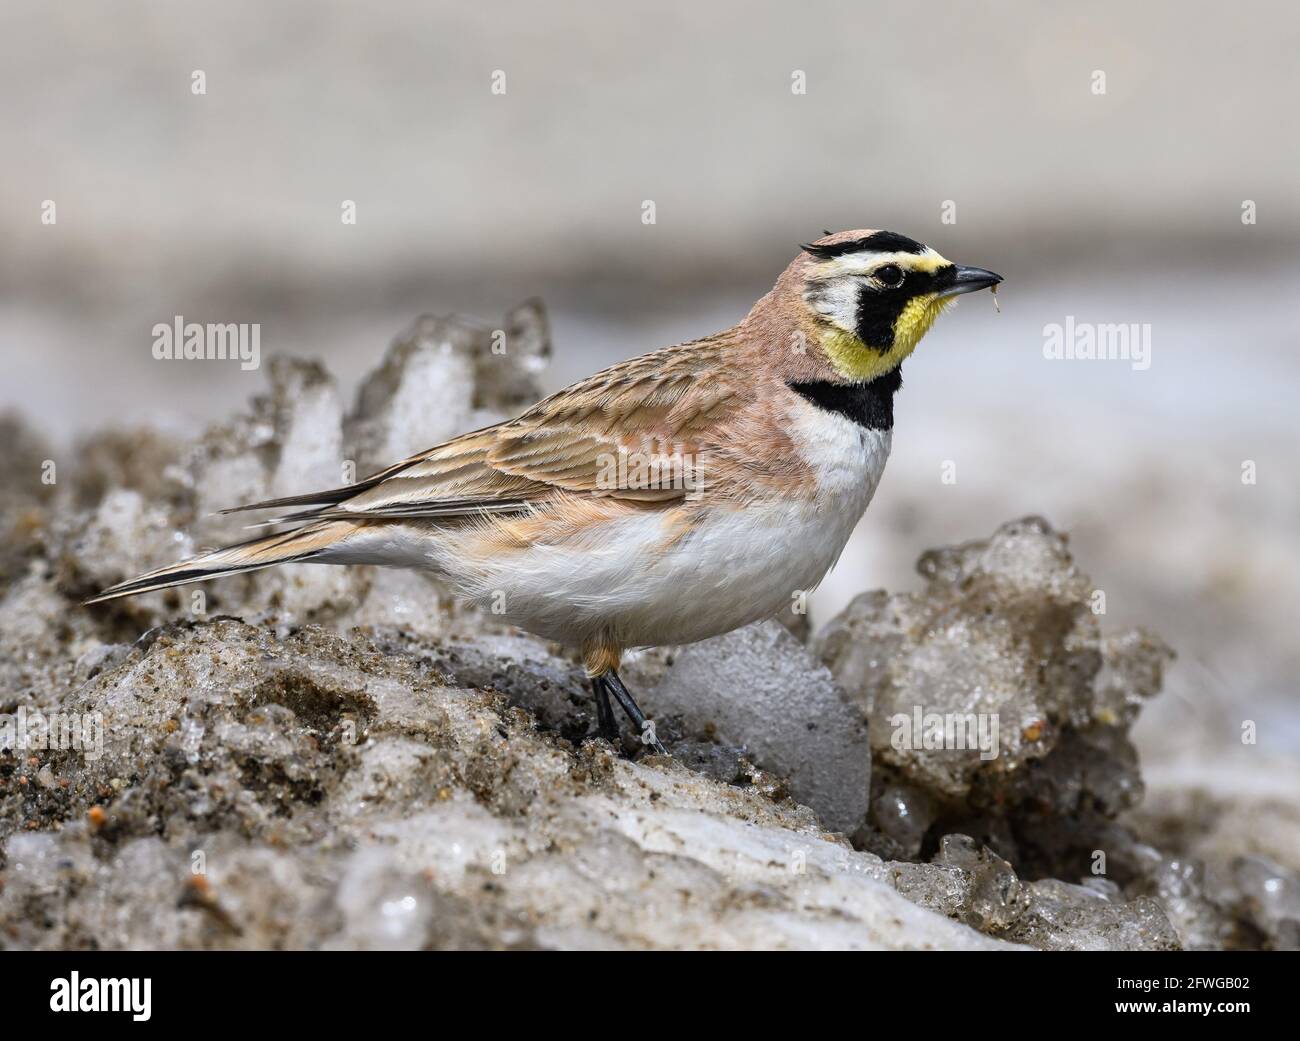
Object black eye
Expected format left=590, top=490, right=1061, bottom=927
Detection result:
left=874, top=264, right=904, bottom=288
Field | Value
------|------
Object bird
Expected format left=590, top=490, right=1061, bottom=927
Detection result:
left=87, top=229, right=1002, bottom=755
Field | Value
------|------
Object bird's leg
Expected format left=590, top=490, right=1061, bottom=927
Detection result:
left=603, top=669, right=668, bottom=755
left=582, top=637, right=664, bottom=754
left=590, top=676, right=620, bottom=742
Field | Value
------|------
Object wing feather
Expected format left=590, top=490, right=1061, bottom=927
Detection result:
left=225, top=334, right=743, bottom=523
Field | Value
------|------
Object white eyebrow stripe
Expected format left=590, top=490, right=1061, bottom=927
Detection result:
left=814, top=247, right=947, bottom=278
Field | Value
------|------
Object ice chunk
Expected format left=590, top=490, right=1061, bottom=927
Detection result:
left=265, top=358, right=344, bottom=499
left=344, top=300, right=550, bottom=474
left=1007, top=878, right=1180, bottom=951
left=869, top=782, right=939, bottom=860
left=814, top=517, right=1172, bottom=854
left=644, top=620, right=871, bottom=835
left=890, top=834, right=1180, bottom=950
left=1227, top=855, right=1300, bottom=950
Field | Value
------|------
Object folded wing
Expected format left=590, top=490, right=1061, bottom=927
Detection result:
left=228, top=335, right=739, bottom=525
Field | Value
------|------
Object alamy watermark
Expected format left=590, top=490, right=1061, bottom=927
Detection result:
left=595, top=442, right=704, bottom=500
left=0, top=706, right=104, bottom=761
left=1043, top=316, right=1151, bottom=371
left=152, top=315, right=261, bottom=370
left=890, top=706, right=1000, bottom=761
left=50, top=973, right=151, bottom=1021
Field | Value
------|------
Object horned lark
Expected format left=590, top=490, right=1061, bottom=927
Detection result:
left=88, top=230, right=1001, bottom=754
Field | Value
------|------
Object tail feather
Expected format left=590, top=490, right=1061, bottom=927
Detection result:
left=83, top=520, right=357, bottom=605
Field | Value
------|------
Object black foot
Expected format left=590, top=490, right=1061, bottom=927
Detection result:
left=602, top=669, right=668, bottom=756
left=590, top=676, right=620, bottom=742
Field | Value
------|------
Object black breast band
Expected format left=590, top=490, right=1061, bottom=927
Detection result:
left=786, top=367, right=902, bottom=431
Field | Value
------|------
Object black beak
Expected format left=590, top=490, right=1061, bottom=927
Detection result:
left=938, top=265, right=1003, bottom=299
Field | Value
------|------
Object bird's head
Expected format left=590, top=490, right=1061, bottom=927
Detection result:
left=750, top=229, right=1002, bottom=383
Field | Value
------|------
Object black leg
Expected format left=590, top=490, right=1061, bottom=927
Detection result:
left=590, top=676, right=619, bottom=742
left=604, top=669, right=668, bottom=755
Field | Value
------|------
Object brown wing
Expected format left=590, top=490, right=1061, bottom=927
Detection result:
left=227, top=333, right=745, bottom=523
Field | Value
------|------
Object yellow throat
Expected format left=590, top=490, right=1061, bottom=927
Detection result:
left=821, top=293, right=953, bottom=381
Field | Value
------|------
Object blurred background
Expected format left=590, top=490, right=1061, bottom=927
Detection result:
left=1, top=0, right=1297, bottom=764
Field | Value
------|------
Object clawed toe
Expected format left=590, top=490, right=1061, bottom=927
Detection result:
left=589, top=671, right=667, bottom=756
